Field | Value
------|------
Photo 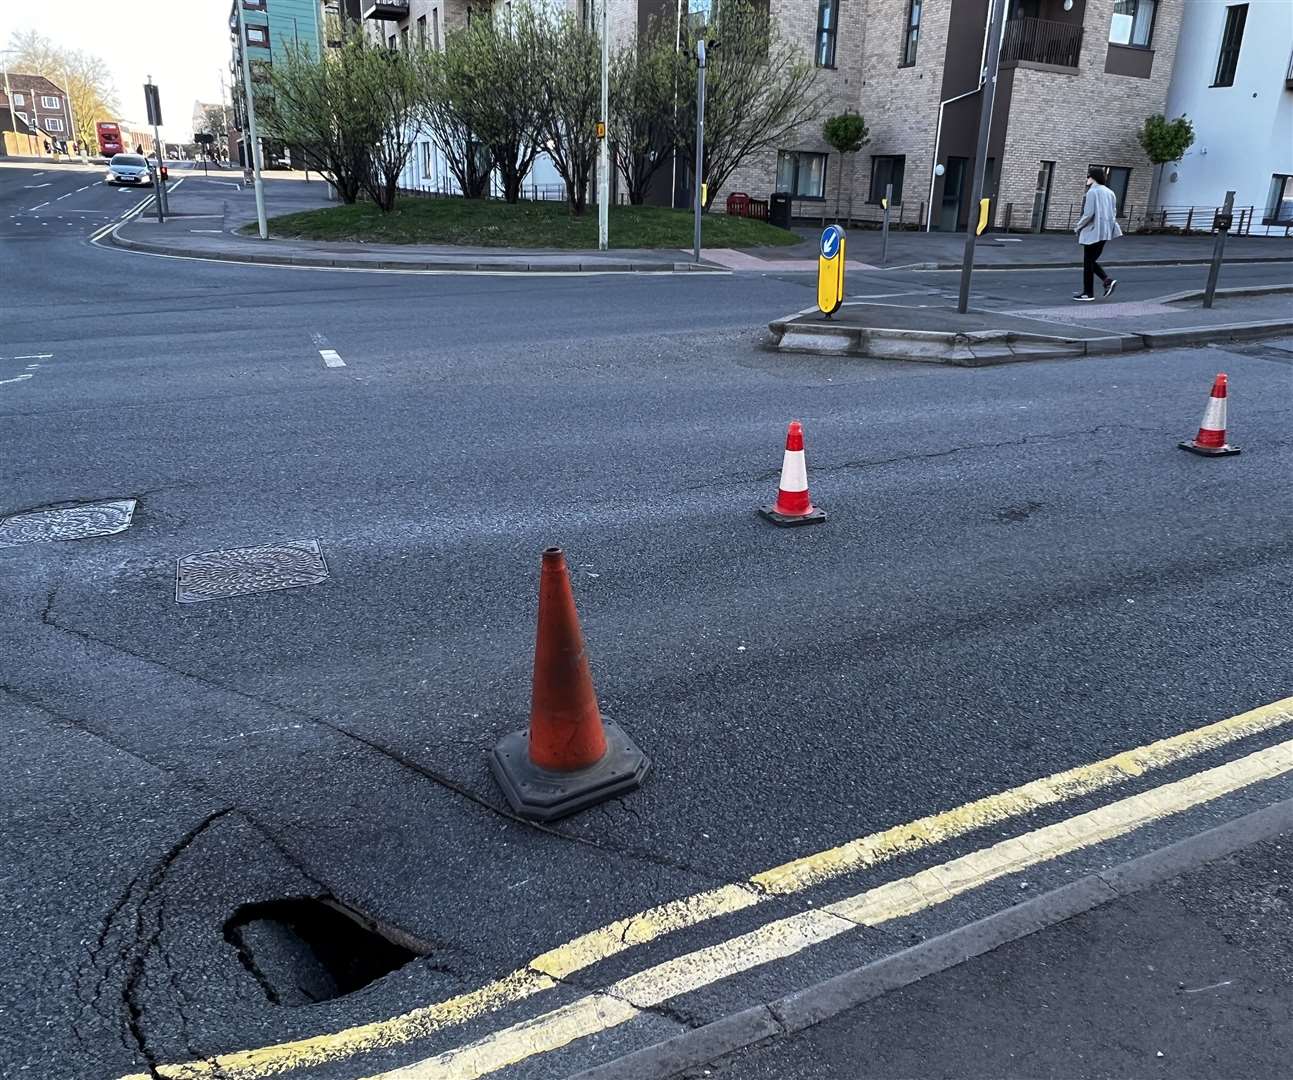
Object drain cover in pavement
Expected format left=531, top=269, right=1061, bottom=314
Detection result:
left=0, top=499, right=137, bottom=546
left=176, top=539, right=329, bottom=603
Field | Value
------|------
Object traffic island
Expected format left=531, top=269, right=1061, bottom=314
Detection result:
left=768, top=304, right=1137, bottom=365
left=769, top=289, right=1293, bottom=365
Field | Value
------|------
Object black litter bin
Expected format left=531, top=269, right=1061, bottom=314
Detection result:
left=769, top=192, right=792, bottom=230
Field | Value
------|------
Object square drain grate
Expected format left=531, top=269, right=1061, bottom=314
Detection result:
left=176, top=539, right=329, bottom=604
left=0, top=499, right=137, bottom=547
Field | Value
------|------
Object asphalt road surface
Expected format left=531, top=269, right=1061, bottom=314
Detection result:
left=1, top=160, right=1291, bottom=1080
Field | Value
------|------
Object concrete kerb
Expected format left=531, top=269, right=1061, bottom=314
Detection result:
left=767, top=316, right=1139, bottom=367
left=104, top=226, right=726, bottom=275
left=563, top=795, right=1293, bottom=1080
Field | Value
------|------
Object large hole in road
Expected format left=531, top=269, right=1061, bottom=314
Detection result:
left=224, top=897, right=423, bottom=1006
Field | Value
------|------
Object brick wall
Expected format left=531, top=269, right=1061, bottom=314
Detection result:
left=717, top=0, right=868, bottom=213
left=995, top=0, right=1181, bottom=230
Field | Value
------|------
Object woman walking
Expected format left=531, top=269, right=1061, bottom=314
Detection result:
left=1072, top=167, right=1122, bottom=301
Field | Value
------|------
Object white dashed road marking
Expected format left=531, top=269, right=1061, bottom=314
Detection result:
left=319, top=349, right=346, bottom=368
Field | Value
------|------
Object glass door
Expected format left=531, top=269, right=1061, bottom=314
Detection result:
left=939, top=156, right=967, bottom=231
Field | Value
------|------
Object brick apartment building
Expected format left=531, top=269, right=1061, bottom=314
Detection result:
left=719, top=0, right=1182, bottom=230
left=0, top=74, right=75, bottom=147
left=351, top=0, right=1187, bottom=230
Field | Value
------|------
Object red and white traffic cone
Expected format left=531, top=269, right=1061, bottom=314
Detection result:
left=759, top=420, right=827, bottom=527
left=1179, top=372, right=1241, bottom=457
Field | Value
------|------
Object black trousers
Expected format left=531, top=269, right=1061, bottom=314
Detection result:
left=1082, top=241, right=1109, bottom=295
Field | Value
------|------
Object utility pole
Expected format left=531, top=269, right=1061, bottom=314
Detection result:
left=693, top=37, right=706, bottom=265
left=1, top=60, right=14, bottom=143
left=956, top=0, right=1007, bottom=314
left=61, top=69, right=83, bottom=159
left=597, top=0, right=609, bottom=251
left=1202, top=190, right=1235, bottom=309
left=235, top=0, right=269, bottom=239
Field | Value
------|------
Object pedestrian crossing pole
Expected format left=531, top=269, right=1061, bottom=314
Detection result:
left=957, top=0, right=1007, bottom=314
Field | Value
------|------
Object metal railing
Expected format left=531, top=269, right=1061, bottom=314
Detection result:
left=995, top=200, right=1289, bottom=236
left=1001, top=17, right=1083, bottom=69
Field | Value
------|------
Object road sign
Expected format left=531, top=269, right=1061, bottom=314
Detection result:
left=818, top=224, right=845, bottom=316
left=144, top=82, right=163, bottom=127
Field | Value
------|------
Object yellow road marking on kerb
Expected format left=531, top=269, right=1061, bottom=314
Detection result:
left=371, top=735, right=1293, bottom=1080
left=121, top=696, right=1293, bottom=1080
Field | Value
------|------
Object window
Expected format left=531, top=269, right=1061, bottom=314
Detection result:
left=41, top=95, right=60, bottom=109
left=1109, top=0, right=1155, bottom=47
left=15, top=111, right=27, bottom=124
left=246, top=24, right=269, bottom=46
left=1089, top=163, right=1131, bottom=214
left=688, top=0, right=714, bottom=33
left=815, top=0, right=838, bottom=67
left=11, top=93, right=23, bottom=105
left=401, top=26, right=410, bottom=48
left=433, top=8, right=440, bottom=48
left=901, top=0, right=921, bottom=65
left=775, top=151, right=827, bottom=199
left=1212, top=4, right=1246, bottom=86
left=43, top=117, right=64, bottom=131
left=243, top=0, right=267, bottom=9
left=868, top=155, right=906, bottom=204
left=389, top=33, right=397, bottom=49
left=417, top=15, right=427, bottom=46
left=1266, top=175, right=1293, bottom=224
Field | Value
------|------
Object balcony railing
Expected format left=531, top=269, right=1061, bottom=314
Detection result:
left=1001, top=17, right=1083, bottom=69
left=362, top=0, right=409, bottom=18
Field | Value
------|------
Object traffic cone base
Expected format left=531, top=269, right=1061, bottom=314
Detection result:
left=489, top=718, right=651, bottom=822
left=758, top=503, right=828, bottom=527
left=1179, top=439, right=1241, bottom=457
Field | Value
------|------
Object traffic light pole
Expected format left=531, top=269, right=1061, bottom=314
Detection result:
left=957, top=0, right=1007, bottom=314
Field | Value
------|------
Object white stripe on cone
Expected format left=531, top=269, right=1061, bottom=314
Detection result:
left=779, top=448, right=808, bottom=492
left=1199, top=393, right=1227, bottom=435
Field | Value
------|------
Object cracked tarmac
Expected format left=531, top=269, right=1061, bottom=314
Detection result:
left=2, top=199, right=1292, bottom=1079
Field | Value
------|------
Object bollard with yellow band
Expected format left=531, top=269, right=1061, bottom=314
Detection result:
left=817, top=224, right=845, bottom=317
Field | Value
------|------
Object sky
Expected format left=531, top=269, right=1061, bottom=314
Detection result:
left=6, top=0, right=233, bottom=140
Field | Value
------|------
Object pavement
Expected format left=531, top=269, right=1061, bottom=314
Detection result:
left=770, top=287, right=1293, bottom=363
left=694, top=827, right=1293, bottom=1080
left=2, top=158, right=1293, bottom=1080
left=101, top=166, right=1293, bottom=275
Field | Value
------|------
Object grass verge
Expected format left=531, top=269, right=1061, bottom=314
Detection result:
left=252, top=197, right=800, bottom=249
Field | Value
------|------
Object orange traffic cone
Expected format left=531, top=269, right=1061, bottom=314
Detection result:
left=489, top=548, right=650, bottom=821
left=759, top=420, right=827, bottom=527
left=1179, top=372, right=1241, bottom=457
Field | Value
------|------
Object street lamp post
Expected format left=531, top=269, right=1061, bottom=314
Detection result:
left=234, top=0, right=269, bottom=239
left=597, top=0, right=609, bottom=251
left=693, top=38, right=706, bottom=265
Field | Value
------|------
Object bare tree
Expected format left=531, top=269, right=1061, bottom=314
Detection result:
left=529, top=7, right=600, bottom=214
left=453, top=9, right=546, bottom=203
left=676, top=2, right=823, bottom=210
left=7, top=29, right=120, bottom=149
left=610, top=20, right=684, bottom=206
left=355, top=44, right=425, bottom=211
left=415, top=38, right=492, bottom=198
left=262, top=33, right=372, bottom=204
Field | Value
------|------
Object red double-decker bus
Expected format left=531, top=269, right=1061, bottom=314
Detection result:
left=96, top=121, right=123, bottom=157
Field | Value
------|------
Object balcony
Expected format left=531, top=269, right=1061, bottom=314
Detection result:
left=1001, top=17, right=1083, bottom=70
left=362, top=0, right=409, bottom=18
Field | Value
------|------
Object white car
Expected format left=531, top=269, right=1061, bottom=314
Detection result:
left=105, top=153, right=153, bottom=186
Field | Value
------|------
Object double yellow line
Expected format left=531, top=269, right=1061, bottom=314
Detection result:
left=122, top=696, right=1293, bottom=1080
